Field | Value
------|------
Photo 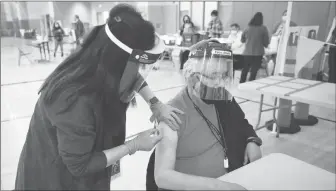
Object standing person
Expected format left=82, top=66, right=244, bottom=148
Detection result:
left=206, top=10, right=223, bottom=38
left=179, top=15, right=195, bottom=70
left=74, top=15, right=85, bottom=45
left=326, top=17, right=336, bottom=83
left=52, top=21, right=65, bottom=57
left=227, top=23, right=245, bottom=77
left=240, top=12, right=270, bottom=83
left=267, top=10, right=297, bottom=75
left=14, top=4, right=184, bottom=190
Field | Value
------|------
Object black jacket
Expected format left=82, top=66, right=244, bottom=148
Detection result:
left=146, top=98, right=259, bottom=191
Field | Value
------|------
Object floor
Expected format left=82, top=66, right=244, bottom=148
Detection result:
left=1, top=37, right=335, bottom=190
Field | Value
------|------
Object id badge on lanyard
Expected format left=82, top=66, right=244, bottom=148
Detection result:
left=224, top=156, right=229, bottom=169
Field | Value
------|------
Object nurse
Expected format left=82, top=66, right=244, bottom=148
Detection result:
left=15, top=4, right=183, bottom=190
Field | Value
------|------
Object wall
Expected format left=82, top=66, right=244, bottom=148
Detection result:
left=53, top=2, right=91, bottom=29
left=148, top=5, right=165, bottom=34
left=218, top=1, right=287, bottom=32
left=90, top=2, right=119, bottom=26
left=191, top=2, right=204, bottom=30
left=162, top=4, right=178, bottom=34
left=218, top=1, right=332, bottom=36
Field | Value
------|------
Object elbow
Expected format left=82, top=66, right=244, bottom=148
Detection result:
left=154, top=170, right=171, bottom=189
left=61, top=153, right=92, bottom=177
left=66, top=161, right=89, bottom=177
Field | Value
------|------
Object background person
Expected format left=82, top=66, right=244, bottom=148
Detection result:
left=179, top=15, right=195, bottom=70
left=240, top=12, right=270, bottom=83
left=267, top=10, right=297, bottom=75
left=206, top=10, right=223, bottom=38
left=327, top=21, right=336, bottom=83
left=227, top=23, right=245, bottom=78
left=74, top=15, right=85, bottom=45
left=52, top=21, right=65, bottom=57
left=14, top=4, right=183, bottom=190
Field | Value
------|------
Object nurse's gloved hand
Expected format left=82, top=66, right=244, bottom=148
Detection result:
left=125, top=129, right=163, bottom=154
left=150, top=101, right=184, bottom=131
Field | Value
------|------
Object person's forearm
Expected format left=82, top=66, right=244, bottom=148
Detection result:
left=155, top=170, right=232, bottom=190
left=138, top=84, right=156, bottom=104
left=102, top=144, right=131, bottom=167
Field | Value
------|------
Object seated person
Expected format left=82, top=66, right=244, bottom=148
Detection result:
left=179, top=15, right=196, bottom=36
left=146, top=40, right=262, bottom=190
left=179, top=15, right=196, bottom=70
left=227, top=23, right=245, bottom=77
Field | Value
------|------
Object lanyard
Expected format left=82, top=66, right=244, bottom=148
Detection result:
left=185, top=89, right=228, bottom=158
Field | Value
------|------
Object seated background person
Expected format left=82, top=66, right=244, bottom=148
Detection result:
left=227, top=23, right=245, bottom=77
left=146, top=40, right=262, bottom=190
left=179, top=15, right=196, bottom=70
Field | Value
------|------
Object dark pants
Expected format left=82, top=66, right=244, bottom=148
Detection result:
left=240, top=55, right=263, bottom=83
left=54, top=40, right=64, bottom=55
left=270, top=54, right=277, bottom=75
left=233, top=54, right=244, bottom=78
left=180, top=50, right=190, bottom=70
left=328, top=47, right=336, bottom=83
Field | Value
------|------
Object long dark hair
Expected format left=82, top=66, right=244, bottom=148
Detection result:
left=249, top=12, right=263, bottom=26
left=181, top=15, right=194, bottom=35
left=53, top=21, right=62, bottom=31
left=39, top=4, right=155, bottom=138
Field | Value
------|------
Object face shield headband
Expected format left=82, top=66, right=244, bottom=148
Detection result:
left=183, top=42, right=234, bottom=101
left=105, top=21, right=165, bottom=103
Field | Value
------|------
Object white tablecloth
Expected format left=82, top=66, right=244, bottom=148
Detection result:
left=218, top=153, right=335, bottom=190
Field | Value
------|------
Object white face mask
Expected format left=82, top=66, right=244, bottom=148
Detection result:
left=282, top=16, right=287, bottom=22
left=230, top=30, right=238, bottom=35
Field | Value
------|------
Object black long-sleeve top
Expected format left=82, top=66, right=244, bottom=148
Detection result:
left=15, top=88, right=127, bottom=190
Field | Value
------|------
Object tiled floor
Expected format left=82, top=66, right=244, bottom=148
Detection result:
left=1, top=37, right=335, bottom=190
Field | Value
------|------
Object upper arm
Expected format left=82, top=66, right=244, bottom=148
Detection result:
left=273, top=22, right=280, bottom=34
left=154, top=122, right=179, bottom=176
left=218, top=21, right=223, bottom=32
left=207, top=21, right=212, bottom=31
left=231, top=98, right=258, bottom=139
left=241, top=30, right=247, bottom=43
left=263, top=27, right=270, bottom=47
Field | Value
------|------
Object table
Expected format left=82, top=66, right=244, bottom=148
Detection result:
left=237, top=76, right=335, bottom=137
left=218, top=153, right=336, bottom=190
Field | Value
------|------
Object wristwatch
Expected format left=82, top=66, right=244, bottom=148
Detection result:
left=149, top=96, right=160, bottom=106
left=246, top=137, right=262, bottom=147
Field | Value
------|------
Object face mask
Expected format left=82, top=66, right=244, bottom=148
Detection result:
left=230, top=30, right=238, bottom=35
left=282, top=16, right=287, bottom=22
left=183, top=41, right=234, bottom=101
left=104, top=19, right=165, bottom=103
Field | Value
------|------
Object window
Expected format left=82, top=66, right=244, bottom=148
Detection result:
left=191, top=2, right=204, bottom=30
left=204, top=2, right=218, bottom=29
left=179, top=2, right=191, bottom=27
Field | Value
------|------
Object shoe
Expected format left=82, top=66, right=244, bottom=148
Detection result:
left=61, top=53, right=64, bottom=57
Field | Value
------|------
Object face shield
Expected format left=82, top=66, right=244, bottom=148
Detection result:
left=105, top=21, right=165, bottom=103
left=183, top=42, right=234, bottom=101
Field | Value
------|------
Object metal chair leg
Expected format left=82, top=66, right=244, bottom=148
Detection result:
left=272, top=97, right=280, bottom=138
left=255, top=94, right=264, bottom=129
